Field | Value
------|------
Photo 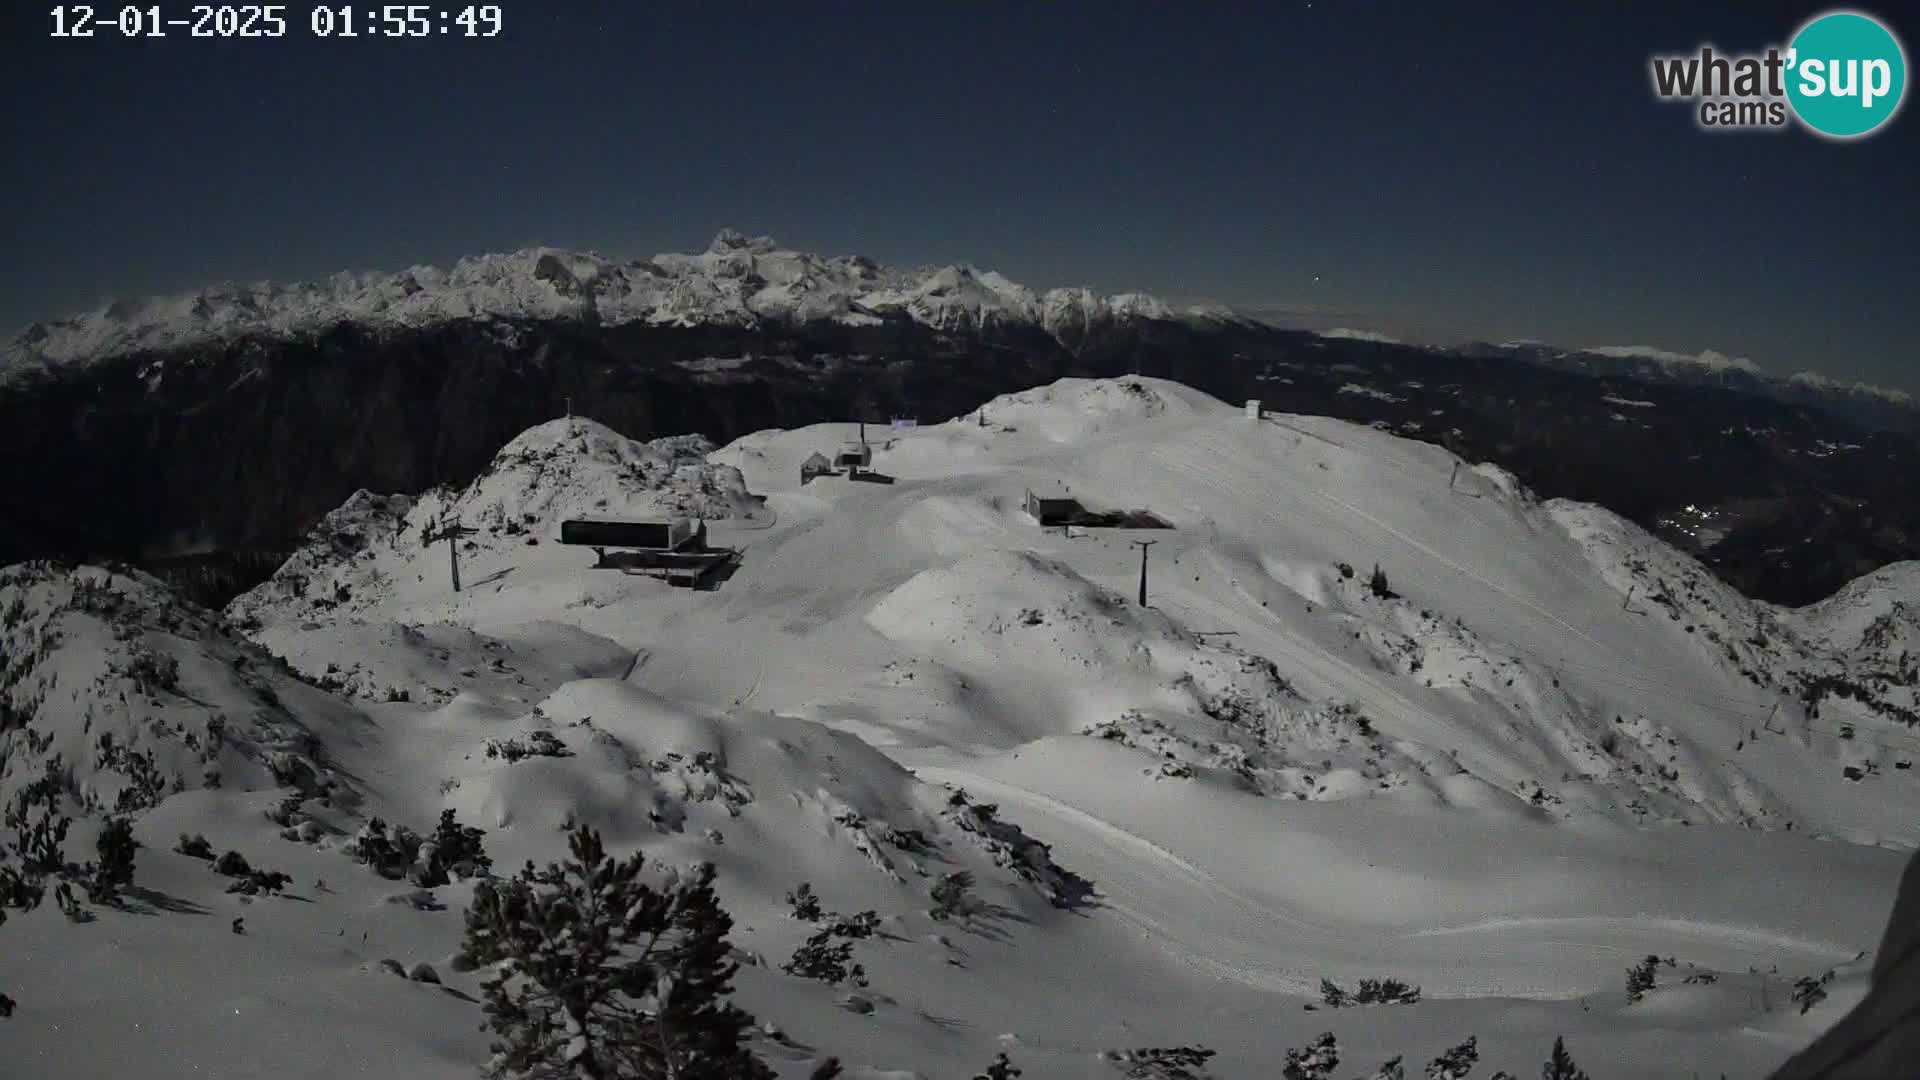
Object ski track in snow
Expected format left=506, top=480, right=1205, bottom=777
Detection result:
left=920, top=765, right=1865, bottom=1001
left=1405, top=916, right=1862, bottom=961
left=918, top=767, right=1329, bottom=993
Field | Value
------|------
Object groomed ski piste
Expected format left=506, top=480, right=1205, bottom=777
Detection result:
left=4, top=376, right=1917, bottom=1078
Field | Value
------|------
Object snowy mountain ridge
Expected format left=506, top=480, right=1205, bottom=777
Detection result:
left=1479, top=340, right=1917, bottom=413
left=5, top=376, right=1920, bottom=1078
left=1, top=229, right=1232, bottom=380
left=228, top=380, right=1920, bottom=841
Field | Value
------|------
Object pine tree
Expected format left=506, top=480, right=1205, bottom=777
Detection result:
left=4, top=756, right=70, bottom=876
left=975, top=1051, right=1022, bottom=1079
left=1368, top=564, right=1392, bottom=599
left=827, top=910, right=881, bottom=939
left=782, top=928, right=864, bottom=985
left=0, top=863, right=44, bottom=912
left=1319, top=978, right=1350, bottom=1007
left=1366, top=1056, right=1405, bottom=1080
left=1426, top=1036, right=1478, bottom=1080
left=639, top=862, right=771, bottom=1079
left=1117, top=1046, right=1217, bottom=1079
left=1792, top=970, right=1835, bottom=1014
left=54, top=881, right=84, bottom=922
left=1283, top=1033, right=1339, bottom=1080
left=786, top=882, right=823, bottom=921
left=930, top=870, right=976, bottom=921
left=1625, top=954, right=1660, bottom=1002
left=85, top=816, right=138, bottom=904
left=1542, top=1037, right=1590, bottom=1080
left=1354, top=977, right=1420, bottom=1004
left=350, top=817, right=399, bottom=877
left=421, top=808, right=491, bottom=886
left=458, top=822, right=771, bottom=1079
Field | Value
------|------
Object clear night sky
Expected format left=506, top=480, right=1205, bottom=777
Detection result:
left=3, top=2, right=1915, bottom=391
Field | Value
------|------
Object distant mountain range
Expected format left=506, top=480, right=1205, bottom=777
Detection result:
left=7, top=230, right=1911, bottom=430
left=1, top=229, right=1231, bottom=381
left=1458, top=340, right=1916, bottom=437
left=2, top=231, right=1915, bottom=609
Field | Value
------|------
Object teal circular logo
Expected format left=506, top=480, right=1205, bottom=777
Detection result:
left=1786, top=11, right=1908, bottom=138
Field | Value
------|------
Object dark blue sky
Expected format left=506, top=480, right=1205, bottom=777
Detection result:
left=4, top=2, right=1915, bottom=390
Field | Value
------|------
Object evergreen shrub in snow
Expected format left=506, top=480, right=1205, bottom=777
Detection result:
left=1282, top=1032, right=1339, bottom=1079
left=781, top=928, right=865, bottom=986
left=930, top=869, right=977, bottom=921
left=84, top=816, right=137, bottom=904
left=1109, top=1044, right=1218, bottom=1079
left=785, top=881, right=823, bottom=921
left=459, top=822, right=772, bottom=1079
left=1425, top=1036, right=1478, bottom=1080
left=1542, top=1037, right=1591, bottom=1080
left=974, top=1051, right=1023, bottom=1079
left=1625, top=955, right=1660, bottom=1003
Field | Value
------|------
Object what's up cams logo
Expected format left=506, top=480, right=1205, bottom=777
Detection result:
left=1649, top=9, right=1907, bottom=139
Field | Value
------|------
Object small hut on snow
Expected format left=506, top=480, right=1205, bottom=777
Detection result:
left=799, top=451, right=834, bottom=485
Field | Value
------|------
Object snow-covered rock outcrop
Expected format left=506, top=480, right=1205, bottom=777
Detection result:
left=226, top=417, right=765, bottom=635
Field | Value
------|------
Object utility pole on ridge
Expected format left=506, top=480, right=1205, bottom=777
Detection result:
left=425, top=516, right=476, bottom=593
left=1132, top=539, right=1159, bottom=607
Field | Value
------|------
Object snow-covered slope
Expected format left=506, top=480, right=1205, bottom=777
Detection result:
left=5, top=376, right=1918, bottom=1078
left=1, top=230, right=1224, bottom=383
left=0, top=562, right=366, bottom=818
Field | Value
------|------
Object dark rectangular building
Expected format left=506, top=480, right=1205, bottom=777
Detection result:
left=559, top=517, right=703, bottom=551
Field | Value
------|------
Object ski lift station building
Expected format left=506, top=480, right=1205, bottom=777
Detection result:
left=1024, top=489, right=1086, bottom=526
left=559, top=516, right=705, bottom=552
left=835, top=425, right=873, bottom=471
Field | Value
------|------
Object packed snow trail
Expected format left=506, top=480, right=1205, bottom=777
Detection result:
left=917, top=757, right=1883, bottom=1000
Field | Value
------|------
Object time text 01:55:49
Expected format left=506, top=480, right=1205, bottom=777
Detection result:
left=49, top=5, right=504, bottom=39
